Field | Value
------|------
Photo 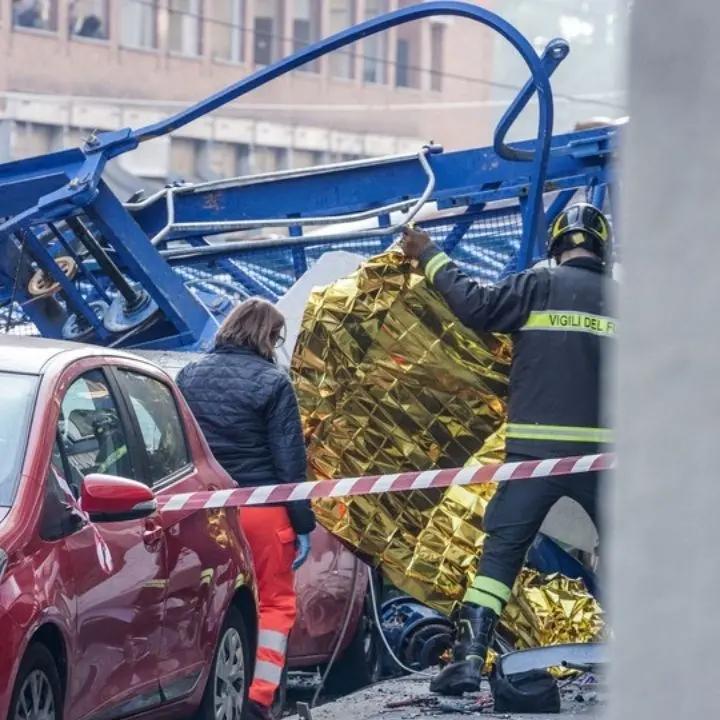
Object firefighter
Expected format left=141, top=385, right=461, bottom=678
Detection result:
left=177, top=298, right=315, bottom=720
left=401, top=203, right=615, bottom=696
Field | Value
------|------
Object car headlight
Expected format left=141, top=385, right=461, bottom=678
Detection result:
left=0, top=549, right=7, bottom=584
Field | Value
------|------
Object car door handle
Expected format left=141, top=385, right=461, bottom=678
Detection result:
left=143, top=525, right=164, bottom=547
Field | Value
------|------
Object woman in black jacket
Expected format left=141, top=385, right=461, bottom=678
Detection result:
left=177, top=298, right=315, bottom=720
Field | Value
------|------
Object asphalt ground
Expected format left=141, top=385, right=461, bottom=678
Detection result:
left=285, top=673, right=605, bottom=720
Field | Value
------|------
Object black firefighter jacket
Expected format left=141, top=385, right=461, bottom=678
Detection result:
left=176, top=344, right=316, bottom=535
left=419, top=245, right=616, bottom=460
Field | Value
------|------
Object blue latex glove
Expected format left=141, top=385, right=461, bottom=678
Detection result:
left=292, top=534, right=311, bottom=571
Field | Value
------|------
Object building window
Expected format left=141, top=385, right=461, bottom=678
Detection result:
left=293, top=0, right=321, bottom=73
left=292, top=149, right=325, bottom=169
left=121, top=0, right=158, bottom=50
left=430, top=24, right=444, bottom=92
left=363, top=0, right=388, bottom=84
left=395, top=0, right=420, bottom=89
left=116, top=371, right=190, bottom=486
left=236, top=144, right=252, bottom=175
left=169, top=0, right=203, bottom=56
left=329, top=0, right=356, bottom=80
left=69, top=1, right=108, bottom=39
left=211, top=0, right=245, bottom=63
left=253, top=146, right=289, bottom=173
left=254, top=0, right=282, bottom=66
left=395, top=38, right=410, bottom=88
left=59, top=371, right=136, bottom=484
left=12, top=0, right=58, bottom=32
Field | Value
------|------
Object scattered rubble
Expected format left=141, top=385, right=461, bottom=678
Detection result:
left=286, top=673, right=606, bottom=720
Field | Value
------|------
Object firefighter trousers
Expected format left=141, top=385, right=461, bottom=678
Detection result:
left=239, top=506, right=297, bottom=708
left=469, top=454, right=600, bottom=611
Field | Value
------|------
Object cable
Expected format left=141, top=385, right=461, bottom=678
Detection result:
left=367, top=570, right=436, bottom=679
left=311, top=556, right=362, bottom=707
left=311, top=559, right=436, bottom=709
left=0, top=88, right=625, bottom=115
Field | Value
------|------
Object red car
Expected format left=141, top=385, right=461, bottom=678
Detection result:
left=0, top=339, right=378, bottom=720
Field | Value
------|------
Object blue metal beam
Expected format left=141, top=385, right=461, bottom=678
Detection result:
left=132, top=127, right=613, bottom=246
left=118, top=2, right=555, bottom=155
left=85, top=182, right=210, bottom=341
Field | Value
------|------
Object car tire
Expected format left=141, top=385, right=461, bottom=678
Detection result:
left=195, top=606, right=251, bottom=720
left=322, top=587, right=382, bottom=696
left=10, top=643, right=63, bottom=720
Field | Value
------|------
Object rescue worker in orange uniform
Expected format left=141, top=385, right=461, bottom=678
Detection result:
left=177, top=298, right=316, bottom=720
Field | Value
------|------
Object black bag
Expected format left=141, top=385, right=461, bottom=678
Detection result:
left=490, top=665, right=561, bottom=714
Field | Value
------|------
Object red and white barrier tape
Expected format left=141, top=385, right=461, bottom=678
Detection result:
left=157, top=452, right=615, bottom=512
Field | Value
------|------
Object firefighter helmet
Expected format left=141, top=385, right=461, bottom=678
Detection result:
left=547, top=203, right=612, bottom=262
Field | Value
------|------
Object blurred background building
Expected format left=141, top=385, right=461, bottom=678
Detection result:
left=0, top=0, right=626, bottom=195
left=489, top=0, right=628, bottom=140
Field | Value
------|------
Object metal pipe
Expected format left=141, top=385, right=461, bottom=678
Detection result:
left=493, top=39, right=568, bottom=162
left=159, top=198, right=501, bottom=262
left=124, top=149, right=438, bottom=212
left=128, top=2, right=553, bottom=158
left=47, top=223, right=111, bottom=303
left=152, top=147, right=436, bottom=246
left=65, top=217, right=143, bottom=308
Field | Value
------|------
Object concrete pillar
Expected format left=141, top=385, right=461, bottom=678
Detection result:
left=58, top=0, right=70, bottom=42
left=281, top=0, right=293, bottom=59
left=386, top=0, right=398, bottom=89
left=0, top=0, right=11, bottom=91
left=202, top=0, right=212, bottom=68
left=609, top=0, right=720, bottom=718
left=158, top=0, right=170, bottom=68
left=245, top=0, right=256, bottom=65
left=109, top=0, right=121, bottom=62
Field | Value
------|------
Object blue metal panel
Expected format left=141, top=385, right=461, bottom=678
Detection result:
left=0, top=149, right=86, bottom=217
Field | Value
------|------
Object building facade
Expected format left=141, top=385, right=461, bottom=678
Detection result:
left=1, top=0, right=498, bottom=186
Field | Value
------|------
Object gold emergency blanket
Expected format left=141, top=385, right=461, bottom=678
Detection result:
left=291, top=250, right=603, bottom=650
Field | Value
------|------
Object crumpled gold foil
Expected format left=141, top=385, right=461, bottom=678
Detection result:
left=291, top=250, right=603, bottom=650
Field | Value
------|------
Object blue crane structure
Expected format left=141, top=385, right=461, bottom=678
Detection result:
left=0, top=1, right=618, bottom=351
left=0, top=2, right=614, bottom=675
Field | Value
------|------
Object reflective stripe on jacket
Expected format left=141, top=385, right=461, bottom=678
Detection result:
left=419, top=246, right=616, bottom=459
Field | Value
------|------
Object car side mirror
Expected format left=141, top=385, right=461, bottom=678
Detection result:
left=81, top=474, right=157, bottom=523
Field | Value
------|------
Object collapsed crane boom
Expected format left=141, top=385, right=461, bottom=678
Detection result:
left=0, top=1, right=618, bottom=351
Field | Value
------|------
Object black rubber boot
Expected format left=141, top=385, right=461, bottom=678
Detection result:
left=429, top=605, right=499, bottom=697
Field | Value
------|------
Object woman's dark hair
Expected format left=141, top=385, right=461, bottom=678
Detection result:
left=215, top=298, right=286, bottom=359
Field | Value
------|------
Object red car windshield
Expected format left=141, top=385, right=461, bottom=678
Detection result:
left=0, top=372, right=39, bottom=507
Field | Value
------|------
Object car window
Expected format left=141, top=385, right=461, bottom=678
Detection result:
left=58, top=370, right=134, bottom=493
left=40, top=439, right=81, bottom=540
left=0, top=372, right=39, bottom=506
left=49, top=436, right=78, bottom=500
left=116, top=370, right=190, bottom=485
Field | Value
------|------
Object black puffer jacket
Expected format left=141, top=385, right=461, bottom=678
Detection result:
left=176, top=344, right=316, bottom=535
